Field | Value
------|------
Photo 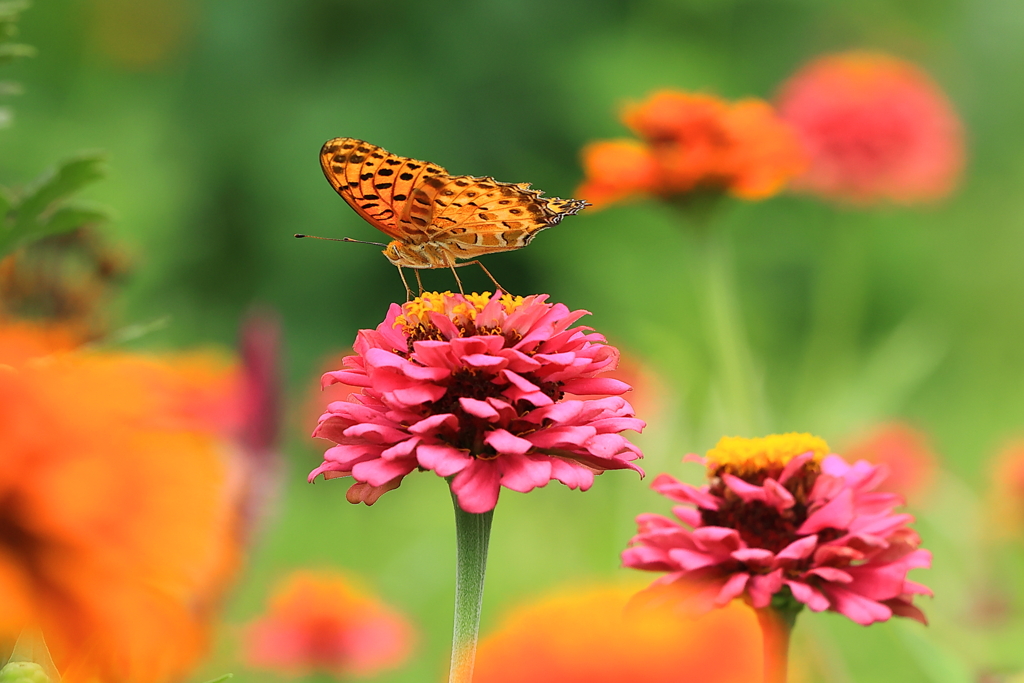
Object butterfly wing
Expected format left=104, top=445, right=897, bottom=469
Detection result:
left=413, top=175, right=589, bottom=258
left=320, top=137, right=452, bottom=243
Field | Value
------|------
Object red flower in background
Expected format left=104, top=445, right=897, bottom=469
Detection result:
left=843, top=423, right=939, bottom=505
left=242, top=571, right=415, bottom=679
left=473, top=584, right=761, bottom=683
left=623, top=434, right=931, bottom=626
left=578, top=90, right=806, bottom=208
left=309, top=291, right=644, bottom=513
left=988, top=441, right=1024, bottom=536
left=777, top=51, right=964, bottom=204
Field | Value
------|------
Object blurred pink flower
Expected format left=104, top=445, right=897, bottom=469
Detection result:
left=777, top=51, right=964, bottom=204
left=243, top=571, right=415, bottom=678
left=623, top=433, right=931, bottom=626
left=308, top=291, right=645, bottom=513
left=843, top=423, right=939, bottom=505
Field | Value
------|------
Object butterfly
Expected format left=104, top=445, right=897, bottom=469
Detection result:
left=317, top=137, right=588, bottom=294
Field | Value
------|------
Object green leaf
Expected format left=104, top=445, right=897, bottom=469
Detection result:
left=36, top=202, right=110, bottom=238
left=0, top=155, right=111, bottom=259
left=0, top=43, right=34, bottom=65
left=0, top=80, right=23, bottom=95
left=15, top=154, right=108, bottom=228
left=0, top=184, right=11, bottom=220
left=0, top=0, right=31, bottom=18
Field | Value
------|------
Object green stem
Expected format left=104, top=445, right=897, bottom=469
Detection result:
left=755, top=606, right=799, bottom=683
left=448, top=486, right=494, bottom=683
left=754, top=590, right=804, bottom=683
left=693, top=226, right=763, bottom=435
left=792, top=213, right=867, bottom=415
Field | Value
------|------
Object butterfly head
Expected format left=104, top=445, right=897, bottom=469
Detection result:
left=382, top=240, right=438, bottom=269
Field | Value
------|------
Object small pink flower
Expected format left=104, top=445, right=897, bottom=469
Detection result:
left=777, top=51, right=964, bottom=204
left=623, top=433, right=931, bottom=626
left=242, top=571, right=415, bottom=678
left=309, top=291, right=645, bottom=513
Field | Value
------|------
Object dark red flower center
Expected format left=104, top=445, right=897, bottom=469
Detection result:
left=699, top=462, right=842, bottom=555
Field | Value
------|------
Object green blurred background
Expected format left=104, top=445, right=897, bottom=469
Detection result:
left=4, top=0, right=1024, bottom=681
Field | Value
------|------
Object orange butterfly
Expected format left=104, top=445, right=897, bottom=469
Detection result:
left=317, top=137, right=588, bottom=294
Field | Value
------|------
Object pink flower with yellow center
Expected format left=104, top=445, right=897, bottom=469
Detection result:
left=309, top=291, right=645, bottom=513
left=623, top=433, right=931, bottom=626
left=777, top=51, right=964, bottom=204
left=242, top=571, right=415, bottom=678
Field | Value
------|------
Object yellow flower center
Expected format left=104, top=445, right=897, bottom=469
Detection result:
left=705, top=433, right=829, bottom=478
left=395, top=291, right=526, bottom=332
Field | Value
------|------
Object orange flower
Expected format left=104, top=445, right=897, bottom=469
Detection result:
left=843, top=423, right=939, bottom=505
left=242, top=571, right=415, bottom=678
left=473, top=584, right=761, bottom=683
left=578, top=90, right=806, bottom=209
left=577, top=140, right=661, bottom=209
left=0, top=322, right=243, bottom=683
left=777, top=51, right=964, bottom=204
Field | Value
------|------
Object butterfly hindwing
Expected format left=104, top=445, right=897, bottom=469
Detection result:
left=426, top=176, right=588, bottom=256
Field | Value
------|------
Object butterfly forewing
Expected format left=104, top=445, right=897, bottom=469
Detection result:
left=320, top=137, right=589, bottom=266
left=321, top=137, right=449, bottom=242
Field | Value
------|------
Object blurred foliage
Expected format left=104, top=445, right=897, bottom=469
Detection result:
left=0, top=0, right=35, bottom=128
left=0, top=2, right=109, bottom=260
left=0, top=153, right=111, bottom=259
left=3, top=0, right=1024, bottom=682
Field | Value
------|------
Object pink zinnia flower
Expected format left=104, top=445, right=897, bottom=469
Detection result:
left=309, top=291, right=645, bottom=513
left=623, top=433, right=931, bottom=626
left=242, top=571, right=415, bottom=678
left=777, top=51, right=964, bottom=204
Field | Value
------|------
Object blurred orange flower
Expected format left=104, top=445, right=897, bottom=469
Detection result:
left=242, top=571, right=416, bottom=678
left=843, top=422, right=939, bottom=505
left=777, top=51, right=964, bottom=204
left=473, top=584, right=761, bottom=683
left=578, top=90, right=807, bottom=209
left=0, top=322, right=245, bottom=683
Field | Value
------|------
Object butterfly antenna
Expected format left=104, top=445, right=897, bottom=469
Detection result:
left=294, top=234, right=387, bottom=247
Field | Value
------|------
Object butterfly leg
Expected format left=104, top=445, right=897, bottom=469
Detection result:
left=397, top=266, right=413, bottom=301
left=414, top=269, right=425, bottom=295
left=462, top=260, right=506, bottom=295
left=446, top=265, right=468, bottom=295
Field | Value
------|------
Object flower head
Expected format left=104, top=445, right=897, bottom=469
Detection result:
left=622, top=433, right=931, bottom=626
left=473, top=584, right=761, bottom=683
left=578, top=90, right=806, bottom=208
left=309, top=291, right=644, bottom=513
left=0, top=323, right=244, bottom=683
left=777, top=51, right=964, bottom=204
left=242, top=571, right=415, bottom=678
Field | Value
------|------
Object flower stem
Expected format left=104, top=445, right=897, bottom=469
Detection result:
left=755, top=600, right=801, bottom=683
left=448, top=486, right=494, bottom=683
left=693, top=227, right=764, bottom=435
